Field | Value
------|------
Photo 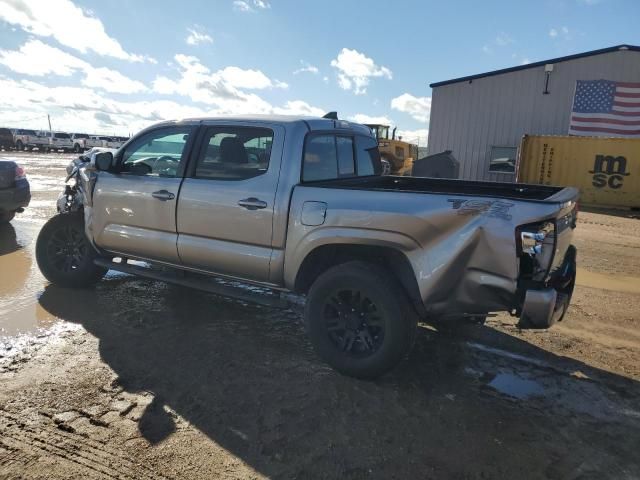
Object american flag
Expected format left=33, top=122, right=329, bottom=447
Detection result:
left=569, top=79, right=640, bottom=137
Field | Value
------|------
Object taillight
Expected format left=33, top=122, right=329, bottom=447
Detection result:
left=15, top=165, right=26, bottom=180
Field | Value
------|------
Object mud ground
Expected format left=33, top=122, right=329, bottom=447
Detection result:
left=1, top=152, right=639, bottom=479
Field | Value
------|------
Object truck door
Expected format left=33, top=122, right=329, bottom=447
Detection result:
left=91, top=125, right=196, bottom=263
left=176, top=123, right=284, bottom=282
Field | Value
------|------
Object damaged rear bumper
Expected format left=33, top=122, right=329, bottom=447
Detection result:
left=518, top=246, right=577, bottom=329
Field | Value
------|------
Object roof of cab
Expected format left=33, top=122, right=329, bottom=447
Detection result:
left=155, top=114, right=373, bottom=135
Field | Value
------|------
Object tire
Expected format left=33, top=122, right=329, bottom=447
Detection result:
left=15, top=140, right=23, bottom=151
left=305, top=261, right=418, bottom=379
left=73, top=144, right=81, bottom=153
left=0, top=211, right=15, bottom=224
left=36, top=212, right=107, bottom=288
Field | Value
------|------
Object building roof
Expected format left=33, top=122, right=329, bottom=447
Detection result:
left=430, top=44, right=640, bottom=88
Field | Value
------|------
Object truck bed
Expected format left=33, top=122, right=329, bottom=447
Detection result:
left=309, top=175, right=572, bottom=202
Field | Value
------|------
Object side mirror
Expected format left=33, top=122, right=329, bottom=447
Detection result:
left=94, top=151, right=114, bottom=171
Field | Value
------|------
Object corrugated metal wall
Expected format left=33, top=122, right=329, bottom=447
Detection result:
left=427, top=49, right=640, bottom=182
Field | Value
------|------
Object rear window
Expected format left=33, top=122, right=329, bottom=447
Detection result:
left=20, top=129, right=36, bottom=135
left=302, top=134, right=381, bottom=182
left=54, top=133, right=70, bottom=139
left=74, top=133, right=89, bottom=139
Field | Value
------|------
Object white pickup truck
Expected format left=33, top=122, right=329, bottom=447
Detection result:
left=36, top=115, right=579, bottom=379
left=13, top=129, right=49, bottom=151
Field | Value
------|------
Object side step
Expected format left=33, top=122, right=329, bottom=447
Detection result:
left=94, top=258, right=293, bottom=309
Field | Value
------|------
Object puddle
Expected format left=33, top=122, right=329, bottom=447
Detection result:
left=488, top=373, right=544, bottom=399
left=576, top=268, right=640, bottom=294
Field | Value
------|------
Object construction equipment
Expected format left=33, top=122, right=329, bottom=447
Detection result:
left=365, top=124, right=418, bottom=176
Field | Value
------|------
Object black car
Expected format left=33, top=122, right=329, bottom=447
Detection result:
left=0, top=128, right=14, bottom=151
left=0, top=160, right=30, bottom=223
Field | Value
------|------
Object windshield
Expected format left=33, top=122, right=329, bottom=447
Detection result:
left=55, top=133, right=70, bottom=139
left=74, top=133, right=89, bottom=139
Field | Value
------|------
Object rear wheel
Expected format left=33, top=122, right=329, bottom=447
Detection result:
left=36, top=212, right=107, bottom=287
left=305, top=261, right=418, bottom=379
left=15, top=140, right=23, bottom=151
left=0, top=211, right=15, bottom=224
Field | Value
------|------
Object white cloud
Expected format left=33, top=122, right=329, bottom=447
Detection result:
left=152, top=54, right=320, bottom=117
left=349, top=113, right=392, bottom=125
left=495, top=32, right=514, bottom=47
left=549, top=26, right=571, bottom=40
left=82, top=67, right=147, bottom=94
left=390, top=93, right=431, bottom=123
left=233, top=0, right=270, bottom=12
left=0, top=39, right=88, bottom=76
left=521, top=58, right=531, bottom=65
left=0, top=75, right=205, bottom=134
left=396, top=128, right=429, bottom=146
left=186, top=27, right=213, bottom=46
left=293, top=61, right=319, bottom=75
left=0, top=39, right=146, bottom=94
left=330, top=48, right=392, bottom=95
left=273, top=101, right=324, bottom=117
left=0, top=0, right=151, bottom=62
left=219, top=66, right=287, bottom=89
left=482, top=32, right=514, bottom=54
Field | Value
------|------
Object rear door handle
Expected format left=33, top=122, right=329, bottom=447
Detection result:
left=151, top=190, right=175, bottom=201
left=238, top=197, right=267, bottom=210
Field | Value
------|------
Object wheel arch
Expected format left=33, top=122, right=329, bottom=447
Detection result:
left=292, top=243, right=426, bottom=317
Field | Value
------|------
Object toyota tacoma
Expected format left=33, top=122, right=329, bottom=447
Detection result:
left=35, top=116, right=578, bottom=379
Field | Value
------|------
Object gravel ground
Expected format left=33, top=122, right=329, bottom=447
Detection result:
left=1, top=152, right=639, bottom=479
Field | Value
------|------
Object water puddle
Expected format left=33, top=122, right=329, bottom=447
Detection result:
left=488, top=373, right=544, bottom=399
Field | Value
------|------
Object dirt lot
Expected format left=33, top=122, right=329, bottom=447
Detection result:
left=1, top=152, right=639, bottom=479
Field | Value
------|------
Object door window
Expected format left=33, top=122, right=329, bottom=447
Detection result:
left=195, top=127, right=273, bottom=180
left=121, top=127, right=192, bottom=177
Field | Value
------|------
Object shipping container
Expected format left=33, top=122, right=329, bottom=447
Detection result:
left=517, top=135, right=640, bottom=208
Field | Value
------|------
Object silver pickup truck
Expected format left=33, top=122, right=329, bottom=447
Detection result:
left=35, top=115, right=578, bottom=379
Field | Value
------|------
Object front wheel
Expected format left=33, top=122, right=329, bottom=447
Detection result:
left=36, top=213, right=107, bottom=287
left=305, top=261, right=418, bottom=379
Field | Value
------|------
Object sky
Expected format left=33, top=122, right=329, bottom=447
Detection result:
left=0, top=0, right=638, bottom=144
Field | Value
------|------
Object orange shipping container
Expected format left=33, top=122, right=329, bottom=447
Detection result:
left=517, top=135, right=640, bottom=208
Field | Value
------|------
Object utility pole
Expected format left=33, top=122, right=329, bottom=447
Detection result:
left=47, top=114, right=52, bottom=133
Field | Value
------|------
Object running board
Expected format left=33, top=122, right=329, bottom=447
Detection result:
left=94, top=258, right=292, bottom=309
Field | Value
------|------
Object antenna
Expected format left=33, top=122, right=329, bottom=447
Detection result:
left=322, top=111, right=338, bottom=120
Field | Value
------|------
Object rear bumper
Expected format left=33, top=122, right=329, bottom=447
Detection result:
left=518, top=245, right=576, bottom=329
left=0, top=179, right=31, bottom=212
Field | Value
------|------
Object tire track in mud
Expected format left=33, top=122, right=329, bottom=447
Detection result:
left=0, top=410, right=170, bottom=479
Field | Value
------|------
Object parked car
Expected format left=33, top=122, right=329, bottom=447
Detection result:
left=13, top=129, right=49, bottom=151
left=35, top=116, right=578, bottom=379
left=85, top=136, right=104, bottom=149
left=96, top=136, right=119, bottom=149
left=43, top=131, right=74, bottom=152
left=70, top=133, right=90, bottom=153
left=0, top=128, right=14, bottom=150
left=0, top=159, right=30, bottom=223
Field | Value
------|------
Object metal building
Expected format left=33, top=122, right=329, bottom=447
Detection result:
left=426, top=45, right=640, bottom=182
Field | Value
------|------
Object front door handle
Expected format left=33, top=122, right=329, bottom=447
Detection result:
left=238, top=197, right=267, bottom=210
left=151, top=190, right=175, bottom=201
